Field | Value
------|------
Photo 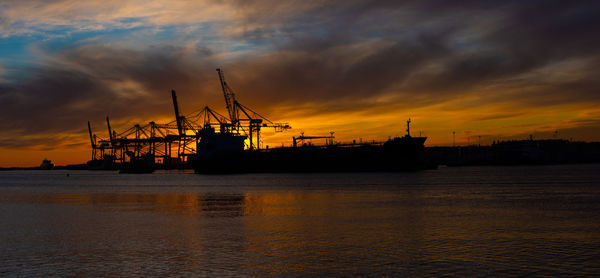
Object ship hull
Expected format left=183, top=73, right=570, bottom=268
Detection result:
left=191, top=137, right=436, bottom=174
left=118, top=154, right=156, bottom=174
left=86, top=158, right=119, bottom=170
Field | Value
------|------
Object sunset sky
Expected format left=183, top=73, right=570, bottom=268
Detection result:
left=1, top=0, right=600, bottom=166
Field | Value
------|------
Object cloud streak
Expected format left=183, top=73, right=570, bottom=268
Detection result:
left=0, top=0, right=232, bottom=37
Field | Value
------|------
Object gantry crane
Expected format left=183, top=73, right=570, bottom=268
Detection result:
left=87, top=68, right=293, bottom=170
left=87, top=120, right=116, bottom=163
left=215, top=68, right=291, bottom=150
left=170, top=89, right=202, bottom=162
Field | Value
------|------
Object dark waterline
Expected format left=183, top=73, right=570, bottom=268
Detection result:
left=1, top=165, right=599, bottom=276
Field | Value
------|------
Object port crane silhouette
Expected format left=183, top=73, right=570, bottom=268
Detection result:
left=216, top=68, right=290, bottom=150
left=87, top=67, right=292, bottom=168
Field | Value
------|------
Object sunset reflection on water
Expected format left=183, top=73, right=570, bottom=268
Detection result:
left=1, top=165, right=600, bottom=276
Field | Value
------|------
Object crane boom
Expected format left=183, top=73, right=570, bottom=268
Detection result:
left=216, top=68, right=237, bottom=124
left=87, top=121, right=95, bottom=148
left=171, top=89, right=183, bottom=135
left=106, top=116, right=113, bottom=142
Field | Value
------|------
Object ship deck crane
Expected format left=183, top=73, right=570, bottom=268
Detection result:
left=293, top=132, right=335, bottom=147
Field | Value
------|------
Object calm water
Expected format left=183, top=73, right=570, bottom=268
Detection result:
left=1, top=165, right=599, bottom=276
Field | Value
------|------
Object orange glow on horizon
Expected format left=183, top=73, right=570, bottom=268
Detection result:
left=3, top=102, right=600, bottom=167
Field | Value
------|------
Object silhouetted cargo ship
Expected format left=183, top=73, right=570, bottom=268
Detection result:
left=190, top=119, right=436, bottom=174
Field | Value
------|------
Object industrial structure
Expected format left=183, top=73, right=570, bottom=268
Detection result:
left=87, top=69, right=435, bottom=174
left=292, top=132, right=336, bottom=147
left=87, top=68, right=291, bottom=171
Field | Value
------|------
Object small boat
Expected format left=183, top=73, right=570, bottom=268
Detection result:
left=39, top=159, right=54, bottom=170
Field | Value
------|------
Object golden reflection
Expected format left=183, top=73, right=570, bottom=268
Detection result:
left=0, top=191, right=248, bottom=215
left=2, top=187, right=596, bottom=275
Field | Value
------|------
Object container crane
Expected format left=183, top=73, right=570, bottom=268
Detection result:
left=170, top=89, right=202, bottom=162
left=234, top=101, right=290, bottom=150
left=215, top=68, right=291, bottom=150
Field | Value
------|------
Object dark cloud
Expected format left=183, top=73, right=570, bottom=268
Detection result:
left=0, top=132, right=87, bottom=150
left=225, top=0, right=600, bottom=109
left=0, top=44, right=226, bottom=147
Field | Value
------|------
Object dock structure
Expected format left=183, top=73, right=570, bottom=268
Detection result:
left=87, top=69, right=291, bottom=170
